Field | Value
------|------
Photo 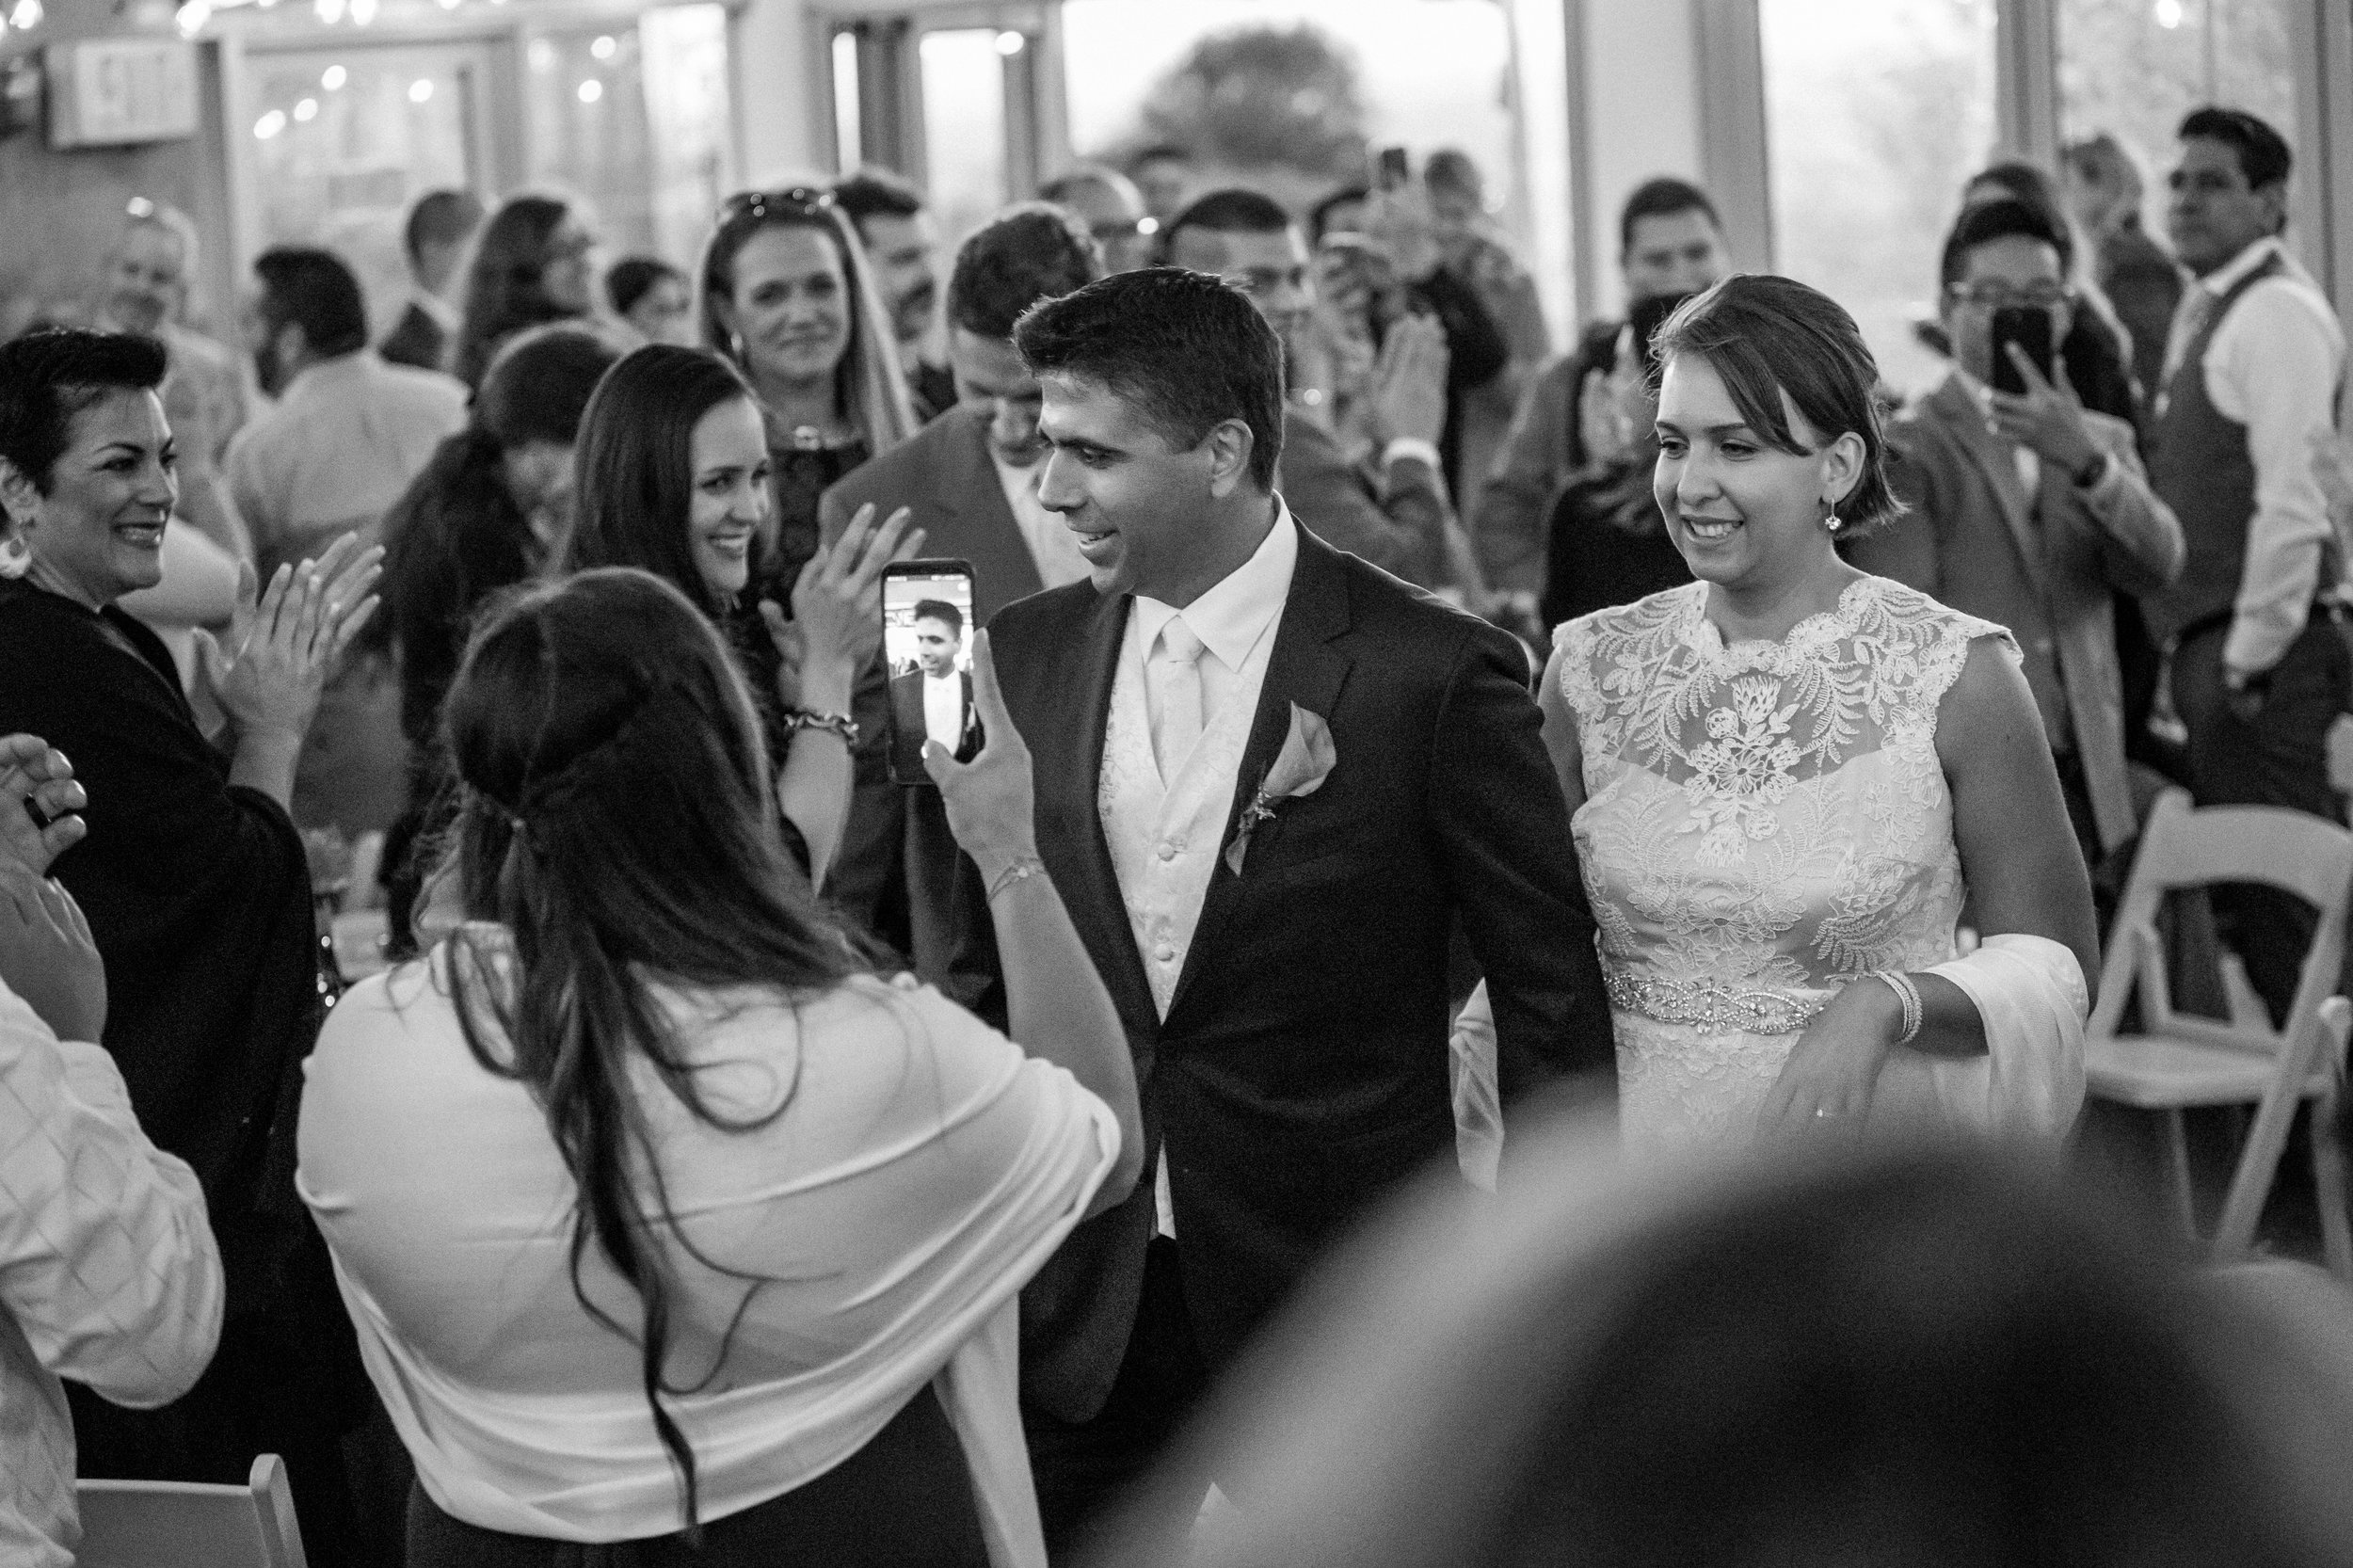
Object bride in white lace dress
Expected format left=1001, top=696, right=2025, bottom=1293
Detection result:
left=1530, top=276, right=2098, bottom=1155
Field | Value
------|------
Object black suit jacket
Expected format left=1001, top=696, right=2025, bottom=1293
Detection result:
left=888, top=665, right=978, bottom=777
left=377, top=301, right=447, bottom=374
left=990, top=525, right=1615, bottom=1421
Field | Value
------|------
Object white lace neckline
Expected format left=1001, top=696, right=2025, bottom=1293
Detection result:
left=1676, top=576, right=1881, bottom=667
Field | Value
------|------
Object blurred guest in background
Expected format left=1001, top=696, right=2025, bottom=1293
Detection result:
left=226, top=246, right=468, bottom=835
left=2144, top=106, right=2347, bottom=1025
left=1128, top=144, right=1197, bottom=231
left=300, top=568, right=1139, bottom=1568
left=93, top=198, right=249, bottom=561
left=1165, top=190, right=1478, bottom=595
left=1423, top=147, right=1549, bottom=379
left=563, top=343, right=916, bottom=886
left=2064, top=133, right=2185, bottom=411
left=1856, top=199, right=2183, bottom=875
left=1961, top=161, right=2140, bottom=425
left=0, top=735, right=224, bottom=1568
left=449, top=195, right=599, bottom=389
left=603, top=255, right=694, bottom=346
left=833, top=168, right=956, bottom=420
left=1041, top=166, right=1157, bottom=274
left=1121, top=1137, right=2353, bottom=1568
left=1478, top=177, right=1726, bottom=606
left=0, top=328, right=381, bottom=1560
left=698, top=187, right=920, bottom=597
left=376, top=325, right=618, bottom=952
left=378, top=189, right=483, bottom=374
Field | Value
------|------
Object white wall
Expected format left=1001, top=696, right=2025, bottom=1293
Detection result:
left=731, top=0, right=827, bottom=184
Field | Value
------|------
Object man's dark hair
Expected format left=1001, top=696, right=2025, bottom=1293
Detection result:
left=406, top=188, right=485, bottom=265
left=1164, top=188, right=1294, bottom=251
left=2179, top=105, right=2293, bottom=192
left=830, top=167, right=927, bottom=233
left=1309, top=184, right=1370, bottom=245
left=605, top=256, right=682, bottom=317
left=1939, top=197, right=2069, bottom=291
left=0, top=328, right=169, bottom=495
left=1619, top=177, right=1721, bottom=257
left=254, top=246, right=369, bottom=360
left=948, top=203, right=1102, bottom=341
left=912, top=598, right=964, bottom=636
left=1014, top=267, right=1284, bottom=492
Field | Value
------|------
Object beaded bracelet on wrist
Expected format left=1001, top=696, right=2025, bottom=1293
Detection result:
left=986, top=856, right=1047, bottom=904
left=1872, top=969, right=1924, bottom=1047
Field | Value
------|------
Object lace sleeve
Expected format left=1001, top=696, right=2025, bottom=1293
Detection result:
left=1551, top=616, right=1601, bottom=741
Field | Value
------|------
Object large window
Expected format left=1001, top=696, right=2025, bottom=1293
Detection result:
left=1760, top=0, right=1998, bottom=394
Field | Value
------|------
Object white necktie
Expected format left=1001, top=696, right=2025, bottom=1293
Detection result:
left=1146, top=616, right=1207, bottom=779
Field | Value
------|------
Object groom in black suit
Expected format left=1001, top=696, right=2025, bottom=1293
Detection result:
left=988, top=268, right=1614, bottom=1558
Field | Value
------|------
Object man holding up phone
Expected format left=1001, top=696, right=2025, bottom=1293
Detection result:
left=1850, top=197, right=2183, bottom=873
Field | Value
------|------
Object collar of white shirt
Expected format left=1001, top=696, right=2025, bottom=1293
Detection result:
left=1129, top=505, right=1300, bottom=673
left=410, top=289, right=461, bottom=333
left=2195, top=235, right=2284, bottom=301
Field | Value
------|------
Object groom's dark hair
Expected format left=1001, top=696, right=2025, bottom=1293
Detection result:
left=1011, top=266, right=1285, bottom=491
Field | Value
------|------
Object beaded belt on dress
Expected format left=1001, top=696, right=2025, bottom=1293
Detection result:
left=1605, top=970, right=1827, bottom=1036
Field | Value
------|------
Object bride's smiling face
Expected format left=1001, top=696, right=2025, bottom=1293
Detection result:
left=1652, top=352, right=1861, bottom=592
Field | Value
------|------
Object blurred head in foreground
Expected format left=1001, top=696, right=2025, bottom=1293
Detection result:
left=1106, top=1131, right=2353, bottom=1568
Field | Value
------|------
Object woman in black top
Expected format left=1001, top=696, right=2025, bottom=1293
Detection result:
left=694, top=189, right=920, bottom=596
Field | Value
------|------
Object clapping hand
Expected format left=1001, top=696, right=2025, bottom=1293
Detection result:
left=0, top=869, right=105, bottom=1042
left=1988, top=345, right=2102, bottom=476
left=1369, top=312, right=1450, bottom=452
left=760, top=503, right=920, bottom=714
left=194, top=532, right=384, bottom=745
left=922, top=632, right=1037, bottom=880
left=0, top=734, right=87, bottom=877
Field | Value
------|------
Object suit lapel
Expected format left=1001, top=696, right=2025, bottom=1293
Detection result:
left=1026, top=588, right=1159, bottom=1035
left=1165, top=530, right=1355, bottom=1020
left=944, top=411, right=1047, bottom=620
left=1929, top=379, right=2047, bottom=592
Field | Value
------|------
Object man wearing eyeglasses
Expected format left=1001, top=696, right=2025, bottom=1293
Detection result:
left=1850, top=197, right=2182, bottom=875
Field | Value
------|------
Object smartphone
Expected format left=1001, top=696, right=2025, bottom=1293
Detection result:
left=1375, top=145, right=1412, bottom=191
left=1990, top=305, right=2055, bottom=396
left=883, top=558, right=980, bottom=787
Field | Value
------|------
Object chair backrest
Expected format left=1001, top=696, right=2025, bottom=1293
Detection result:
left=2088, top=789, right=2353, bottom=1057
left=75, top=1454, right=307, bottom=1568
left=2214, top=997, right=2353, bottom=1261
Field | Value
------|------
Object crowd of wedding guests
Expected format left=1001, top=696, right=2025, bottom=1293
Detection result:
left=7, top=103, right=2353, bottom=1568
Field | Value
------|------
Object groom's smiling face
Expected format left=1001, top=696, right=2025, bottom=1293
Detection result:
left=1035, top=369, right=1223, bottom=600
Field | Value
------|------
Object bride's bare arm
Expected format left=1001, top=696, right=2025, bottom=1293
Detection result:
left=1758, top=637, right=2097, bottom=1128
left=1536, top=641, right=1587, bottom=818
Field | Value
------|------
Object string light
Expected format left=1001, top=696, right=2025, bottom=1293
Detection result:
left=254, top=108, right=287, bottom=138
left=321, top=64, right=346, bottom=89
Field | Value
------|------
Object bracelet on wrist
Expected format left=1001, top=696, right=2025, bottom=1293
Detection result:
left=1872, top=969, right=1924, bottom=1047
left=780, top=710, right=859, bottom=746
left=985, top=855, right=1047, bottom=904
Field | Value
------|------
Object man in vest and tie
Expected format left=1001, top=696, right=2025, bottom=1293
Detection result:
left=2143, top=106, right=2348, bottom=1022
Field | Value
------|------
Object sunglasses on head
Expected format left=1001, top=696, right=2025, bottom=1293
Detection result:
left=718, top=187, right=836, bottom=225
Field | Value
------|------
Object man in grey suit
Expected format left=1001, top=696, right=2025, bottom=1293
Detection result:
left=1850, top=198, right=2183, bottom=872
left=819, top=204, right=1105, bottom=1000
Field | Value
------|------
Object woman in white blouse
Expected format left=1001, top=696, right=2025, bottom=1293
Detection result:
left=296, top=567, right=1141, bottom=1567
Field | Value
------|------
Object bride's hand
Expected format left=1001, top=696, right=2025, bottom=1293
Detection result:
left=1756, top=978, right=1903, bottom=1135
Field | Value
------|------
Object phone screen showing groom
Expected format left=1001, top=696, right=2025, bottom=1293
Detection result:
left=883, top=562, right=980, bottom=786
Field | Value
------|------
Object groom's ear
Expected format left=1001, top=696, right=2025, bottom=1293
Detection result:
left=1203, top=417, right=1256, bottom=499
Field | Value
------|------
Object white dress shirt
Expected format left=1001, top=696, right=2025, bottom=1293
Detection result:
left=2159, top=237, right=2347, bottom=676
left=923, top=667, right=967, bottom=749
left=991, top=448, right=1093, bottom=590
left=0, top=981, right=223, bottom=1568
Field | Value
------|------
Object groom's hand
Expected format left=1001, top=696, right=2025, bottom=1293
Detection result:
left=924, top=632, right=1039, bottom=877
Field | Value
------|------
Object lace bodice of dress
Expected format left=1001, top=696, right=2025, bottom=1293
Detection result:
left=1558, top=577, right=2017, bottom=1037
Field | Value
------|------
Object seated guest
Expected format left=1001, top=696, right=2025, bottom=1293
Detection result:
left=0, top=735, right=225, bottom=1568
left=0, top=328, right=379, bottom=1551
left=889, top=597, right=979, bottom=779
left=561, top=344, right=918, bottom=885
left=1138, top=1135, right=2353, bottom=1568
left=376, top=325, right=620, bottom=950
left=379, top=189, right=484, bottom=374
left=298, top=568, right=1141, bottom=1567
left=818, top=202, right=1099, bottom=996
left=605, top=255, right=693, bottom=346
left=1850, top=198, right=2183, bottom=871
left=1162, top=189, right=1474, bottom=593
left=225, top=246, right=469, bottom=834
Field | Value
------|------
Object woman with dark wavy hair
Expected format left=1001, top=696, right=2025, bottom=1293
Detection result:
left=562, top=342, right=917, bottom=885
left=298, top=568, right=1140, bottom=1567
left=449, top=195, right=600, bottom=389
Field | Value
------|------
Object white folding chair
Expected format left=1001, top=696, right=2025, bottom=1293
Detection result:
left=2084, top=790, right=2353, bottom=1275
left=75, top=1454, right=307, bottom=1568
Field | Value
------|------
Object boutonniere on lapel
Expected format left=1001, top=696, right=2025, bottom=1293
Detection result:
left=1224, top=702, right=1337, bottom=875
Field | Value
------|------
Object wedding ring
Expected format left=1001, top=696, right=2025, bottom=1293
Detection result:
left=1813, top=1108, right=1836, bottom=1119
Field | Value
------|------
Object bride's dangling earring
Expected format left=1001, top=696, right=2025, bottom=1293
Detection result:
left=1821, top=506, right=1842, bottom=534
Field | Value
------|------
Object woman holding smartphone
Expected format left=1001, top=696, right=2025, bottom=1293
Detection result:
left=563, top=344, right=918, bottom=886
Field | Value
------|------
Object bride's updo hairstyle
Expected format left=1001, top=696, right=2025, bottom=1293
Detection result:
left=439, top=566, right=862, bottom=1530
left=1649, top=273, right=1903, bottom=536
